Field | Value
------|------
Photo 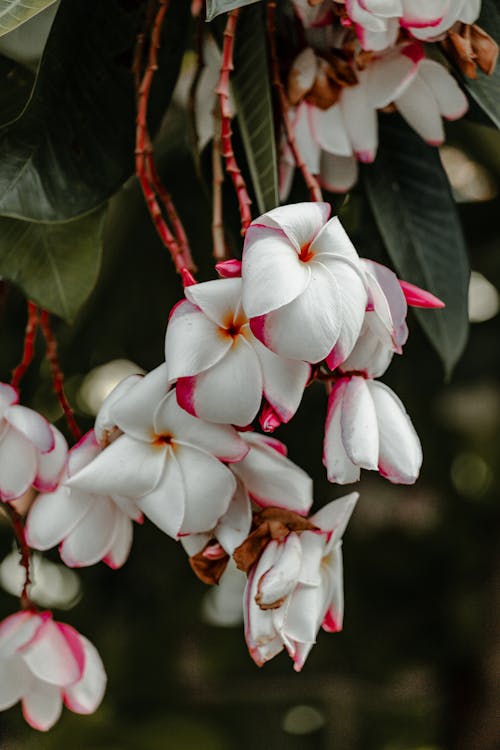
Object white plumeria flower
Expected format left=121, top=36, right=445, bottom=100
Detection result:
left=26, top=431, right=140, bottom=569
left=323, top=375, right=422, bottom=484
left=244, top=493, right=358, bottom=671
left=0, top=383, right=68, bottom=502
left=408, top=0, right=481, bottom=41
left=67, top=365, right=248, bottom=539
left=0, top=610, right=106, bottom=731
left=343, top=0, right=402, bottom=51
left=165, top=277, right=310, bottom=426
left=241, top=203, right=367, bottom=365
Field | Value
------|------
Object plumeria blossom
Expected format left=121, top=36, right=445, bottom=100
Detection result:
left=409, top=0, right=481, bottom=41
left=323, top=375, right=422, bottom=484
left=243, top=493, right=358, bottom=671
left=242, top=202, right=367, bottom=364
left=0, top=383, right=67, bottom=502
left=26, top=431, right=140, bottom=569
left=165, top=277, right=310, bottom=427
left=0, top=610, right=106, bottom=731
left=67, top=365, right=248, bottom=539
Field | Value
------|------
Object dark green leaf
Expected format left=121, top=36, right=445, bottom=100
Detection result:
left=363, top=115, right=470, bottom=377
left=232, top=3, right=279, bottom=214
left=0, top=0, right=57, bottom=36
left=0, top=0, right=189, bottom=221
left=0, top=206, right=106, bottom=321
left=459, top=0, right=500, bottom=129
left=206, top=0, right=259, bottom=22
left=0, top=54, right=34, bottom=126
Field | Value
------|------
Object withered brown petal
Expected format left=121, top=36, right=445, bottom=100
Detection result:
left=233, top=523, right=271, bottom=573
left=189, top=550, right=229, bottom=586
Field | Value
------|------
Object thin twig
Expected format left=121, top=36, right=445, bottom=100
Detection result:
left=266, top=0, right=323, bottom=202
left=216, top=9, right=253, bottom=235
left=39, top=310, right=82, bottom=441
left=2, top=504, right=33, bottom=611
left=212, top=108, right=228, bottom=259
left=11, top=301, right=39, bottom=392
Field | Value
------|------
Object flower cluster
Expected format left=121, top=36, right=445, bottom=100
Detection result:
left=0, top=201, right=443, bottom=729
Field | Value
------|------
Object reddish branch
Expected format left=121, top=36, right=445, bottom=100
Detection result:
left=216, top=9, right=253, bottom=235
left=266, top=1, right=323, bottom=202
left=212, top=110, right=228, bottom=259
left=11, top=301, right=39, bottom=392
left=2, top=504, right=33, bottom=611
left=39, top=310, right=82, bottom=441
left=135, top=0, right=195, bottom=275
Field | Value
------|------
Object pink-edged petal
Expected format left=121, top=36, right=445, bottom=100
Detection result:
left=154, top=389, right=248, bottom=462
left=360, top=0, right=403, bottom=16
left=368, top=380, right=422, bottom=483
left=0, top=656, right=31, bottom=710
left=242, top=226, right=311, bottom=319
left=103, top=513, right=133, bottom=569
left=0, top=428, right=37, bottom=500
left=4, top=405, right=54, bottom=454
left=363, top=258, right=408, bottom=347
left=175, top=444, right=236, bottom=535
left=459, top=0, right=480, bottom=24
left=311, top=105, right=352, bottom=157
left=111, top=364, right=170, bottom=442
left=251, top=202, right=331, bottom=251
left=111, top=493, right=142, bottom=522
left=310, top=492, right=359, bottom=541
left=401, top=0, right=448, bottom=27
left=244, top=542, right=283, bottom=665
left=26, top=485, right=94, bottom=551
left=185, top=276, right=244, bottom=328
left=20, top=619, right=83, bottom=686
left=253, top=335, right=310, bottom=423
left=418, top=59, right=468, bottom=120
left=59, top=498, right=118, bottom=568
left=137, top=450, right=185, bottom=538
left=282, top=582, right=324, bottom=647
left=181, top=533, right=211, bottom=557
left=94, top=375, right=142, bottom=445
left=339, top=73, right=378, bottom=162
left=322, top=542, right=344, bottom=632
left=395, top=76, right=444, bottom=145
left=63, top=635, right=106, bottom=715
left=311, top=215, right=361, bottom=263
left=0, top=383, right=19, bottom=416
left=339, top=315, right=395, bottom=378
left=67, top=434, right=165, bottom=499
left=323, top=379, right=360, bottom=484
left=257, top=533, right=302, bottom=608
left=341, top=376, right=379, bottom=469
left=232, top=431, right=313, bottom=514
left=165, top=300, right=232, bottom=381
left=367, top=43, right=422, bottom=109
left=215, top=259, right=242, bottom=278
left=33, top=425, right=68, bottom=492
left=177, top=336, right=263, bottom=426
left=22, top=681, right=63, bottom=731
left=215, top=477, right=252, bottom=555
left=293, top=104, right=321, bottom=174
left=252, top=263, right=342, bottom=363
left=346, top=0, right=387, bottom=30
left=0, top=611, right=43, bottom=658
left=297, top=530, right=325, bottom=586
left=319, top=152, right=358, bottom=193
left=399, top=280, right=445, bottom=308
left=67, top=431, right=100, bottom=476
left=357, top=18, right=399, bottom=52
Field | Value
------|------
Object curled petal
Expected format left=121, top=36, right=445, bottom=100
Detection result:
left=251, top=202, right=331, bottom=252
left=253, top=336, right=310, bottom=423
left=63, top=635, right=107, bottom=715
left=59, top=498, right=118, bottom=568
left=323, top=379, right=360, bottom=484
left=399, top=280, right=445, bottom=309
left=0, top=611, right=43, bottom=658
left=257, top=533, right=302, bottom=609
left=94, top=375, right=142, bottom=445
left=4, top=405, right=54, bottom=454
left=34, top=425, right=68, bottom=492
left=0, top=428, right=37, bottom=500
left=0, top=383, right=18, bottom=417
left=26, top=485, right=94, bottom=551
left=20, top=618, right=84, bottom=687
left=310, top=493, right=359, bottom=543
left=215, top=477, right=252, bottom=555
left=111, top=364, right=169, bottom=442
left=395, top=75, right=445, bottom=145
left=341, top=376, right=379, bottom=470
left=185, top=277, right=244, bottom=329
left=22, top=681, right=63, bottom=732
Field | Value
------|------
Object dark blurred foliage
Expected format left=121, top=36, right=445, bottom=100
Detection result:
left=0, top=105, right=499, bottom=750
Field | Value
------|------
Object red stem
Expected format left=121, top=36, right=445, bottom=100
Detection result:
left=11, top=301, right=39, bottom=392
left=2, top=504, right=34, bottom=611
left=266, top=1, right=323, bottom=202
left=39, top=310, right=82, bottom=441
left=216, top=9, right=253, bottom=235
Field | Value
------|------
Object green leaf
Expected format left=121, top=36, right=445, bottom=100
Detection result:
left=0, top=0, right=57, bottom=37
left=0, top=0, right=190, bottom=222
left=363, top=115, right=470, bottom=377
left=459, top=0, right=500, bottom=129
left=206, top=0, right=259, bottom=22
left=231, top=3, right=279, bottom=214
left=0, top=206, right=106, bottom=321
left=0, top=53, right=34, bottom=126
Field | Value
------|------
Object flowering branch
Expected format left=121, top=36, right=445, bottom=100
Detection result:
left=216, top=9, right=253, bottom=235
left=39, top=310, right=82, bottom=441
left=11, top=301, right=39, bottom=392
left=266, top=0, right=323, bottom=203
left=2, top=504, right=33, bottom=611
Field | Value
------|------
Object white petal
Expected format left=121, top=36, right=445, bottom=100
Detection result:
left=395, top=75, right=444, bottom=145
left=244, top=542, right=283, bottom=665
left=310, top=493, right=359, bottom=541
left=185, top=277, right=243, bottom=328
left=111, top=493, right=142, bottom=522
left=0, top=382, right=18, bottom=418
left=26, top=485, right=94, bottom=551
left=310, top=215, right=361, bottom=263
left=322, top=542, right=344, bottom=632
left=165, top=300, right=232, bottom=380
left=153, top=390, right=248, bottom=462
left=0, top=656, right=31, bottom=710
left=251, top=202, right=331, bottom=251
left=0, top=427, right=37, bottom=500
left=293, top=103, right=321, bottom=173
left=339, top=74, right=378, bottom=162
left=401, top=0, right=449, bottom=27
left=253, top=336, right=310, bottom=423
left=176, top=444, right=236, bottom=535
left=320, top=257, right=367, bottom=367
left=368, top=380, right=423, bottom=483
left=4, top=405, right=54, bottom=453
left=282, top=582, right=324, bottom=645
left=137, top=450, right=185, bottom=538
left=22, top=681, right=63, bottom=731
left=252, top=263, right=342, bottom=363
left=63, top=635, right=106, bottom=715
left=0, top=611, right=43, bottom=658
left=34, top=425, right=68, bottom=492
left=367, top=44, right=421, bottom=109
left=67, top=431, right=100, bottom=476
left=215, top=477, right=252, bottom=555
left=20, top=618, right=84, bottom=687
left=111, top=364, right=170, bottom=442
left=319, top=152, right=358, bottom=193
left=323, top=379, right=360, bottom=484
left=232, top=432, right=313, bottom=515
left=297, top=531, right=325, bottom=586
left=242, top=225, right=310, bottom=318
left=418, top=59, right=468, bottom=120
left=341, top=376, right=379, bottom=469
left=257, top=533, right=302, bottom=608
left=355, top=18, right=400, bottom=52
left=59, top=498, right=118, bottom=568
left=67, top=434, right=165, bottom=499
left=103, top=512, right=133, bottom=569
left=310, top=105, right=352, bottom=157
left=94, top=374, right=142, bottom=444
left=177, top=337, right=263, bottom=426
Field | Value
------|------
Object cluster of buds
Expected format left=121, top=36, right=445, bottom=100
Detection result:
left=0, top=202, right=443, bottom=729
